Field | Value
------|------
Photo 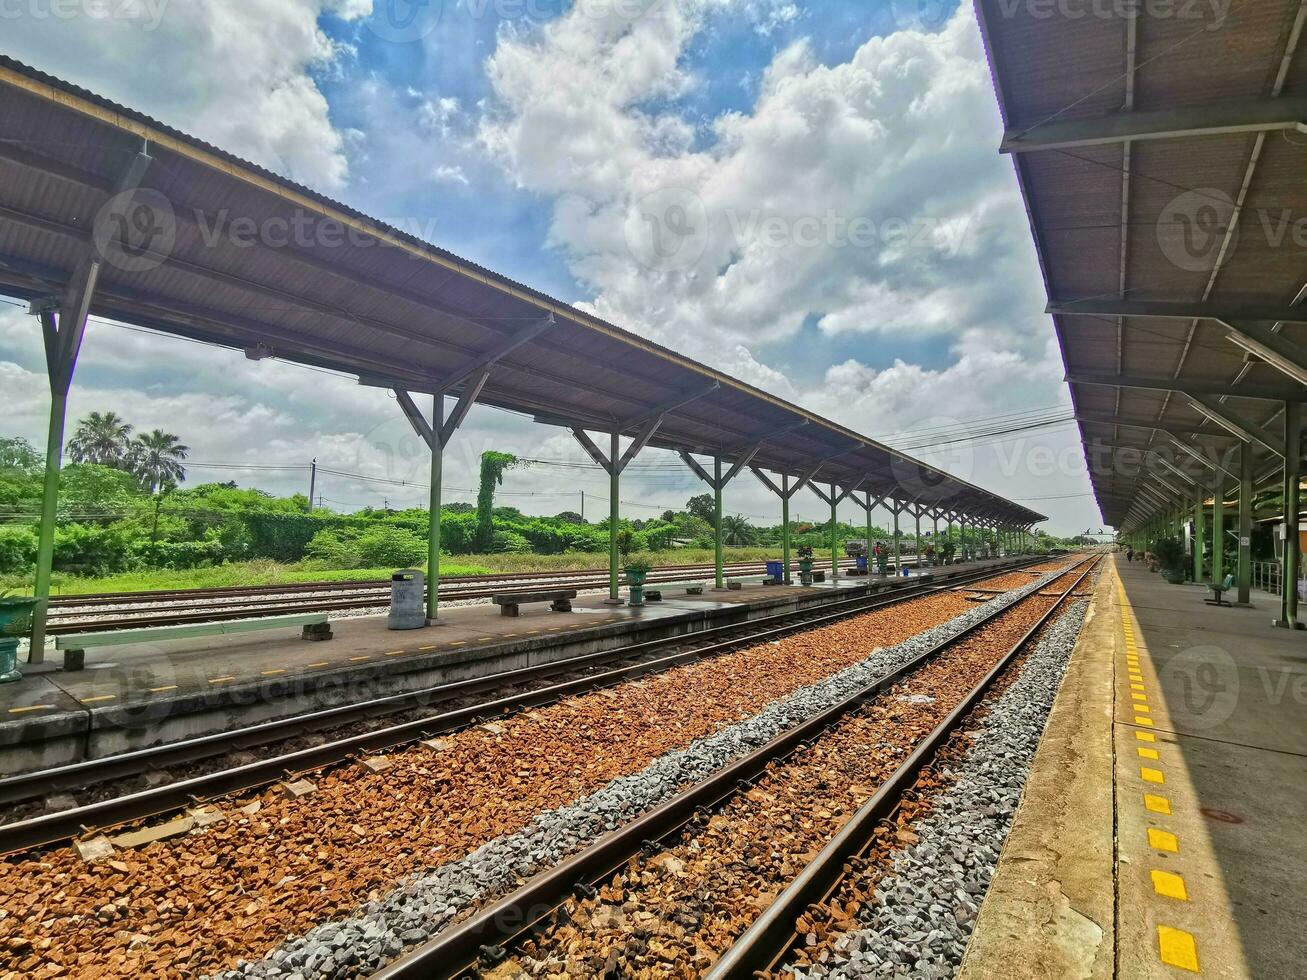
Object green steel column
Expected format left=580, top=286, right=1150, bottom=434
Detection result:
left=830, top=482, right=839, bottom=583
left=865, top=491, right=873, bottom=573
left=932, top=513, right=939, bottom=563
left=1237, top=445, right=1252, bottom=606
left=1212, top=473, right=1226, bottom=588
left=1193, top=497, right=1204, bottom=583
left=426, top=395, right=444, bottom=623
left=609, top=431, right=620, bottom=603
left=29, top=389, right=69, bottom=661
left=714, top=457, right=725, bottom=590
left=893, top=506, right=902, bottom=572
left=914, top=511, right=922, bottom=569
left=782, top=474, right=792, bottom=585
left=1277, top=400, right=1302, bottom=629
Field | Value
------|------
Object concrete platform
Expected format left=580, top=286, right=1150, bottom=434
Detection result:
left=961, top=555, right=1307, bottom=980
left=0, top=559, right=1015, bottom=775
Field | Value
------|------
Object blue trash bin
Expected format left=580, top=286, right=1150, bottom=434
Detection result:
left=766, top=560, right=784, bottom=584
left=856, top=556, right=868, bottom=572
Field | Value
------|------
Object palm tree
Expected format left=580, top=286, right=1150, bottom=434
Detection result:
left=67, top=411, right=133, bottom=468
left=132, top=430, right=189, bottom=493
left=720, top=514, right=758, bottom=547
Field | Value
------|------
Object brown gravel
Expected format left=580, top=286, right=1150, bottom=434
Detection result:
left=502, top=581, right=1077, bottom=977
left=0, top=586, right=995, bottom=979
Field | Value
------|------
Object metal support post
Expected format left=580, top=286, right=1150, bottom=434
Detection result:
left=714, top=457, right=725, bottom=590
left=830, top=482, right=839, bottom=583
left=427, top=396, right=444, bottom=622
left=1212, top=471, right=1225, bottom=589
left=914, top=509, right=922, bottom=568
left=609, top=431, right=621, bottom=602
left=866, top=491, right=874, bottom=571
left=782, top=474, right=792, bottom=584
left=893, top=505, right=903, bottom=571
left=1276, top=400, right=1303, bottom=629
left=1193, top=496, right=1204, bottom=583
left=1237, top=445, right=1253, bottom=606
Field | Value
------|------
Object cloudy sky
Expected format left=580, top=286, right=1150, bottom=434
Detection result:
left=0, top=0, right=1102, bottom=534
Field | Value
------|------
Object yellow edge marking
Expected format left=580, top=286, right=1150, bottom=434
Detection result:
left=449, top=641, right=466, bottom=646
left=80, top=695, right=116, bottom=704
left=261, top=669, right=286, bottom=676
left=1149, top=828, right=1180, bottom=853
left=1135, top=716, right=1155, bottom=727
left=1138, top=747, right=1160, bottom=760
left=385, top=650, right=405, bottom=656
left=1152, top=869, right=1189, bottom=900
left=1131, top=692, right=1148, bottom=701
left=1141, top=767, right=1165, bottom=784
left=1131, top=683, right=1146, bottom=691
left=1136, top=731, right=1156, bottom=742
left=478, top=637, right=493, bottom=642
left=209, top=676, right=236, bottom=684
left=306, top=662, right=330, bottom=668
left=419, top=645, right=438, bottom=651
left=150, top=685, right=178, bottom=693
left=1130, top=674, right=1144, bottom=682
left=526, top=630, right=540, bottom=635
left=1158, top=925, right=1200, bottom=971
left=548, top=627, right=562, bottom=631
left=503, top=633, right=517, bottom=638
left=1145, top=793, right=1172, bottom=815
left=9, top=705, right=54, bottom=713
left=349, top=656, right=373, bottom=662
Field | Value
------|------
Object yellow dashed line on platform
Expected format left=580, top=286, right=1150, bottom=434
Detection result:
left=1141, top=766, right=1165, bottom=784
left=8, top=705, right=53, bottom=714
left=1149, top=828, right=1180, bottom=853
left=1131, top=682, right=1146, bottom=692
left=1135, top=731, right=1156, bottom=743
left=80, top=695, right=116, bottom=704
left=1138, top=746, right=1159, bottom=760
left=1135, top=715, right=1154, bottom=727
left=1144, top=792, right=1172, bottom=815
left=150, top=685, right=177, bottom=693
left=208, top=676, right=236, bottom=684
left=306, top=662, right=330, bottom=668
left=449, top=641, right=466, bottom=647
left=349, top=656, right=372, bottom=663
left=419, top=645, right=438, bottom=651
left=1158, top=926, right=1200, bottom=971
left=261, top=669, right=286, bottom=676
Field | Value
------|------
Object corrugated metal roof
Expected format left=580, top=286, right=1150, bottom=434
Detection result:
left=977, top=0, right=1305, bottom=529
left=0, top=54, right=1041, bottom=525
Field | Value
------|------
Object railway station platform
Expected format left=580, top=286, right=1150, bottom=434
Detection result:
left=960, top=555, right=1307, bottom=979
left=0, top=559, right=1023, bottom=776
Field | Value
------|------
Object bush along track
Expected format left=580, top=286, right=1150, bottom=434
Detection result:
left=210, top=562, right=1083, bottom=980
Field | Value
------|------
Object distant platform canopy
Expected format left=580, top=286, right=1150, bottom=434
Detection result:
left=0, top=54, right=1039, bottom=527
left=977, top=0, right=1307, bottom=532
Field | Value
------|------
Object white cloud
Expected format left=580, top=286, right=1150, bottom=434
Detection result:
left=0, top=0, right=366, bottom=190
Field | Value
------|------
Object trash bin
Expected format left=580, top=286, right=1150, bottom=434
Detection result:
left=766, top=560, right=784, bottom=584
left=856, top=556, right=868, bottom=572
left=388, top=569, right=426, bottom=630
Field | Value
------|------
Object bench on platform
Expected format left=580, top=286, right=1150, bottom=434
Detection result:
left=1205, top=573, right=1235, bottom=608
left=54, top=613, right=332, bottom=671
left=643, top=580, right=707, bottom=601
left=492, top=589, right=578, bottom=617
left=725, top=574, right=772, bottom=590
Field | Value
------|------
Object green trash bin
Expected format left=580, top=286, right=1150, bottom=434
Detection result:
left=0, top=596, right=37, bottom=684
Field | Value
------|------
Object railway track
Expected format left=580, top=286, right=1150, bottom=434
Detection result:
left=370, top=555, right=1099, bottom=979
left=43, top=556, right=903, bottom=634
left=0, top=558, right=1044, bottom=851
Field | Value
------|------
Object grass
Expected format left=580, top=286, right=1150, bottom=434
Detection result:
left=0, top=547, right=789, bottom=596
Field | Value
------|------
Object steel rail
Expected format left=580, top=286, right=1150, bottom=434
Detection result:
left=707, top=554, right=1102, bottom=978
left=368, top=555, right=1097, bottom=980
left=0, top=559, right=1038, bottom=855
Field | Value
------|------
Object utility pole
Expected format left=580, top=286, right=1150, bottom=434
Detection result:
left=308, top=458, right=317, bottom=510
left=581, top=490, right=585, bottom=522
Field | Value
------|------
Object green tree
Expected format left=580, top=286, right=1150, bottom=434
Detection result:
left=476, top=451, right=519, bottom=552
left=132, top=429, right=189, bottom=492
left=67, top=411, right=134, bottom=468
left=720, top=514, right=757, bottom=546
left=0, top=437, right=40, bottom=473
left=686, top=493, right=716, bottom=528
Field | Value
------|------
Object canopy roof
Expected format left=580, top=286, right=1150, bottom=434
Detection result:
left=977, top=0, right=1307, bottom=531
left=0, top=54, right=1041, bottom=525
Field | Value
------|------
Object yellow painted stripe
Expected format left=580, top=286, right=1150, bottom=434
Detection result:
left=1141, top=767, right=1165, bottom=784
left=385, top=650, right=406, bottom=657
left=1138, top=747, right=1160, bottom=760
left=503, top=633, right=517, bottom=638
left=1130, top=673, right=1144, bottom=682
left=1135, top=716, right=1154, bottom=727
left=150, top=685, right=178, bottom=693
left=1131, top=683, right=1146, bottom=692
left=209, top=676, right=236, bottom=684
left=80, top=695, right=116, bottom=704
left=261, top=669, right=286, bottom=676
left=1145, top=793, right=1172, bottom=815
left=349, top=656, right=372, bottom=662
left=306, top=662, right=331, bottom=668
left=1152, top=869, right=1189, bottom=901
left=1149, top=828, right=1180, bottom=853
left=1131, top=692, right=1148, bottom=702
left=449, top=641, right=466, bottom=646
left=9, top=705, right=53, bottom=713
left=1158, top=925, right=1200, bottom=971
left=1136, top=731, right=1156, bottom=743
left=419, top=645, right=438, bottom=650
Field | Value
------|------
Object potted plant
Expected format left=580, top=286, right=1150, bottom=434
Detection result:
left=1152, top=538, right=1187, bottom=584
left=0, top=590, right=38, bottom=684
left=796, top=545, right=815, bottom=585
left=623, top=555, right=653, bottom=607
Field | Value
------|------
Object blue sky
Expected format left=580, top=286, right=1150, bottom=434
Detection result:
left=0, top=0, right=1099, bottom=532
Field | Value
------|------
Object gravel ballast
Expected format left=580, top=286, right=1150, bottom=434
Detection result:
left=793, top=599, right=1091, bottom=980
left=214, top=566, right=1078, bottom=979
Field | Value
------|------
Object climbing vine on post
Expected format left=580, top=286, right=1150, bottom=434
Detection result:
left=476, top=451, right=520, bottom=552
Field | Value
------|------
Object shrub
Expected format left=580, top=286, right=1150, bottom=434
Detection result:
left=491, top=530, right=531, bottom=554
left=0, top=526, right=36, bottom=575
left=354, top=526, right=428, bottom=568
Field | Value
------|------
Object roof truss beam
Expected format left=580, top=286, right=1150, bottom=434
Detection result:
left=1001, top=96, right=1307, bottom=153
left=1066, top=371, right=1301, bottom=402
left=1186, top=395, right=1287, bottom=457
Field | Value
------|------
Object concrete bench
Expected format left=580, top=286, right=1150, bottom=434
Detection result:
left=54, top=613, right=331, bottom=671
left=643, top=580, right=707, bottom=601
left=725, top=574, right=772, bottom=590
left=492, top=589, right=578, bottom=617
